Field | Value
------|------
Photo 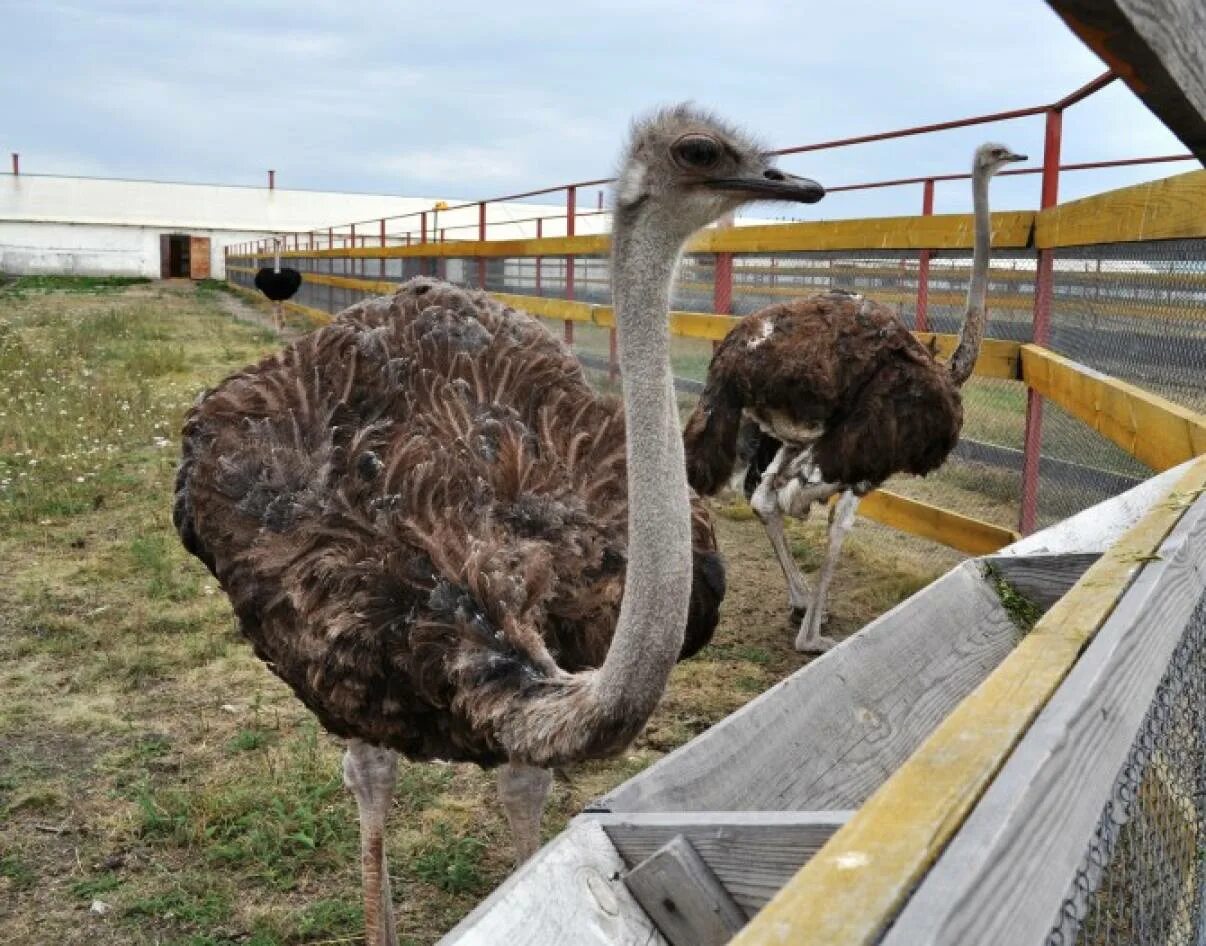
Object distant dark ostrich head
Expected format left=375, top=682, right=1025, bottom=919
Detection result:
left=613, top=104, right=824, bottom=241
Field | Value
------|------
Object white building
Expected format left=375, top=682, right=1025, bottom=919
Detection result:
left=0, top=172, right=610, bottom=280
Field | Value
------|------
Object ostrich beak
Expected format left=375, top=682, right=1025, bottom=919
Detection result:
left=1006, top=152, right=1028, bottom=163
left=705, top=168, right=825, bottom=203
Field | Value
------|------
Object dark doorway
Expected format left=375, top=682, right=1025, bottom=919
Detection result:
left=159, top=234, right=191, bottom=278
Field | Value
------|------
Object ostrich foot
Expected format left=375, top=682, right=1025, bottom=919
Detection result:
left=794, top=630, right=839, bottom=654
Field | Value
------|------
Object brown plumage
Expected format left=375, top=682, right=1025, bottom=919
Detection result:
left=684, top=290, right=962, bottom=496
left=175, top=278, right=724, bottom=767
left=174, top=105, right=827, bottom=946
left=685, top=141, right=1026, bottom=653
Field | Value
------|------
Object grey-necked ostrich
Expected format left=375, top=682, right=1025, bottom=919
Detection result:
left=253, top=237, right=302, bottom=331
left=173, top=106, right=823, bottom=946
left=684, top=142, right=1023, bottom=653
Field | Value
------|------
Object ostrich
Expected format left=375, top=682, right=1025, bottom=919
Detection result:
left=173, top=106, right=824, bottom=945
left=253, top=236, right=302, bottom=331
left=684, top=142, right=1024, bottom=653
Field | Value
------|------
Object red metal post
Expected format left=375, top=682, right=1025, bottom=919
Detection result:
left=1019, top=108, right=1063, bottom=534
left=564, top=186, right=576, bottom=346
left=327, top=227, right=333, bottom=253
left=11, top=153, right=18, bottom=175
left=535, top=217, right=543, bottom=296
left=915, top=178, right=935, bottom=331
left=379, top=219, right=386, bottom=279
left=349, top=223, right=357, bottom=278
left=268, top=169, right=275, bottom=189
left=439, top=228, right=446, bottom=281
left=713, top=212, right=734, bottom=316
left=478, top=202, right=487, bottom=289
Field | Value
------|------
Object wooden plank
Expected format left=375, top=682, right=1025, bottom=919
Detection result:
left=623, top=835, right=747, bottom=946
left=881, top=490, right=1206, bottom=946
left=854, top=489, right=1021, bottom=553
left=727, top=454, right=1206, bottom=946
left=997, top=460, right=1189, bottom=557
left=597, top=811, right=850, bottom=917
left=688, top=212, right=1036, bottom=253
left=980, top=552, right=1101, bottom=610
left=296, top=272, right=397, bottom=294
left=1034, top=169, right=1206, bottom=247
left=594, top=561, right=1020, bottom=814
left=225, top=212, right=1036, bottom=264
left=1046, top=0, right=1206, bottom=161
left=439, top=819, right=667, bottom=946
left=1021, top=344, right=1206, bottom=470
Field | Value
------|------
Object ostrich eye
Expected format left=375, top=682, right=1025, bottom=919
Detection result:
left=672, top=135, right=722, bottom=170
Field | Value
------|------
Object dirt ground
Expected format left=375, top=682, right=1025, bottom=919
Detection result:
left=0, top=279, right=951, bottom=945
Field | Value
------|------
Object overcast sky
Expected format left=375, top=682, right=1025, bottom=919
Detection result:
left=1, top=1, right=1197, bottom=220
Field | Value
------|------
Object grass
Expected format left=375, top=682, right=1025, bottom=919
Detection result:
left=0, top=279, right=955, bottom=944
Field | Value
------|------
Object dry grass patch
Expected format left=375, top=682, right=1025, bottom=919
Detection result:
left=1, top=280, right=951, bottom=945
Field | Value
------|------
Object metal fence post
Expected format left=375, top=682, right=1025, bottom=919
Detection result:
left=713, top=212, right=734, bottom=316
left=916, top=178, right=935, bottom=331
left=1019, top=107, right=1063, bottom=534
left=565, top=185, right=576, bottom=345
left=535, top=217, right=543, bottom=297
left=478, top=202, right=487, bottom=290
left=349, top=223, right=357, bottom=279
left=379, top=219, right=386, bottom=279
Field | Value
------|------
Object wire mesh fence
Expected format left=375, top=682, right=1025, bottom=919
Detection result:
left=1047, top=588, right=1206, bottom=946
left=228, top=230, right=1204, bottom=577
left=1035, top=239, right=1206, bottom=526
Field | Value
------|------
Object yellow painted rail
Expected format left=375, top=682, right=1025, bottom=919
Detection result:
left=853, top=489, right=1020, bottom=555
left=730, top=454, right=1206, bottom=946
left=1035, top=169, right=1206, bottom=248
left=227, top=211, right=1037, bottom=262
left=1021, top=345, right=1206, bottom=471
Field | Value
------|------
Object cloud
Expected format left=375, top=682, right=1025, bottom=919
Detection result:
left=1, top=0, right=1195, bottom=221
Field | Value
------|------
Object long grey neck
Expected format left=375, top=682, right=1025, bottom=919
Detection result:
left=949, top=168, right=991, bottom=387
left=590, top=208, right=694, bottom=722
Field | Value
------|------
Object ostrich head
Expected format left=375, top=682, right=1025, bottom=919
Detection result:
left=974, top=142, right=1027, bottom=177
left=614, top=104, right=825, bottom=240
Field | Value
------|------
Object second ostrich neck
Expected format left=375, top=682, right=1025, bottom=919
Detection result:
left=592, top=213, right=694, bottom=720
left=949, top=168, right=991, bottom=387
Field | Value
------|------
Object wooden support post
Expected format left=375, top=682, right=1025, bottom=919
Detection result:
left=1019, top=108, right=1063, bottom=534
left=623, top=835, right=746, bottom=946
left=1046, top=0, right=1206, bottom=161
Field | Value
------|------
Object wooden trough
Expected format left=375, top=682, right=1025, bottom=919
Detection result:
left=437, top=459, right=1205, bottom=945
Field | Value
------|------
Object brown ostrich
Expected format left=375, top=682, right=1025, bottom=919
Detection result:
left=172, top=105, right=824, bottom=946
left=684, top=142, right=1024, bottom=653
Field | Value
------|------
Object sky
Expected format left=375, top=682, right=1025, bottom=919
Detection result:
left=1, top=1, right=1198, bottom=221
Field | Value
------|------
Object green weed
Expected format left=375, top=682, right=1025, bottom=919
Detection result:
left=412, top=823, right=487, bottom=894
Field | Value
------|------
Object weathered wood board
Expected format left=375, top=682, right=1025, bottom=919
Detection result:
left=439, top=819, right=666, bottom=946
left=1046, top=0, right=1206, bottom=161
left=881, top=492, right=1206, bottom=946
left=982, top=553, right=1101, bottom=611
left=598, top=811, right=850, bottom=916
left=593, top=562, right=1020, bottom=814
left=623, top=835, right=746, bottom=946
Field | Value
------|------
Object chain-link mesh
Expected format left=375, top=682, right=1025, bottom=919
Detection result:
left=1035, top=239, right=1206, bottom=527
left=226, top=235, right=1204, bottom=579
left=1047, top=589, right=1206, bottom=946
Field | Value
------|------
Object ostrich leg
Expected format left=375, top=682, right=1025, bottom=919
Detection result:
left=342, top=740, right=400, bottom=946
left=750, top=446, right=812, bottom=623
left=795, top=489, right=858, bottom=654
left=498, top=763, right=553, bottom=864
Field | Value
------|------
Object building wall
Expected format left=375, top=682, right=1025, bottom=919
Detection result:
left=0, top=221, right=272, bottom=278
